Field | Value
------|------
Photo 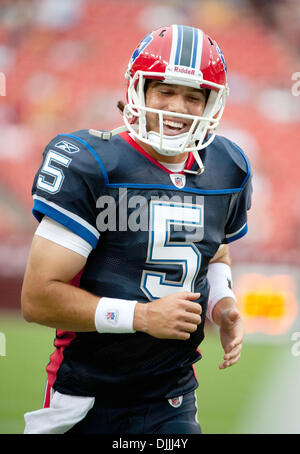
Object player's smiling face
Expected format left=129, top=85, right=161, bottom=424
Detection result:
left=144, top=81, right=207, bottom=136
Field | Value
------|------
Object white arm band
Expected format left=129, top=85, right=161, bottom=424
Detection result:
left=35, top=216, right=93, bottom=258
left=94, top=297, right=138, bottom=334
left=206, top=262, right=236, bottom=323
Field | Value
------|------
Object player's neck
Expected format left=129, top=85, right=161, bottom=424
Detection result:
left=135, top=138, right=188, bottom=164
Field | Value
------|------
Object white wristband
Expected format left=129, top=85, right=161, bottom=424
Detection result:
left=94, top=297, right=138, bottom=334
left=206, top=262, right=236, bottom=323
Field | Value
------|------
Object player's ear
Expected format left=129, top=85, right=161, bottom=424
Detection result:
left=117, top=80, right=150, bottom=112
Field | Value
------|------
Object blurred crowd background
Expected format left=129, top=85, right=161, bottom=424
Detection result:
left=0, top=0, right=299, bottom=310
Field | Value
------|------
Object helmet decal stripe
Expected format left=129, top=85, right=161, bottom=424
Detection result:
left=174, top=25, right=183, bottom=65
left=169, top=24, right=179, bottom=66
left=191, top=27, right=198, bottom=69
left=179, top=25, right=194, bottom=67
left=171, top=26, right=203, bottom=70
left=194, top=28, right=203, bottom=72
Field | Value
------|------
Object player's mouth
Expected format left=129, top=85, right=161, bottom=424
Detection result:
left=162, top=119, right=189, bottom=136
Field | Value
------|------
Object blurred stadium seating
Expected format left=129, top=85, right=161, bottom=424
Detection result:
left=0, top=0, right=299, bottom=307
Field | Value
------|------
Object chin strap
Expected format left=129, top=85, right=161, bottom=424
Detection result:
left=184, top=150, right=205, bottom=175
left=89, top=125, right=128, bottom=140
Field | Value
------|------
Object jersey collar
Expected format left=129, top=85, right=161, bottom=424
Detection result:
left=119, top=131, right=195, bottom=175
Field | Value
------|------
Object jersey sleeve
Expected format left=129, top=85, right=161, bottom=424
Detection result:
left=32, top=133, right=106, bottom=249
left=223, top=173, right=253, bottom=244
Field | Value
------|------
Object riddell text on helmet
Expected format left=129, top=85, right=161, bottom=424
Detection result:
left=174, top=66, right=195, bottom=75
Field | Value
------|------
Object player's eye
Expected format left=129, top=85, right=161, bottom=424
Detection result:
left=159, top=88, right=173, bottom=95
left=187, top=91, right=206, bottom=103
left=188, top=96, right=202, bottom=102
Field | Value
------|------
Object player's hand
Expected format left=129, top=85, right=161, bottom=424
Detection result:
left=134, top=292, right=202, bottom=340
left=218, top=308, right=243, bottom=370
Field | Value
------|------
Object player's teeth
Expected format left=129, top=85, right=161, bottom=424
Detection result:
left=163, top=120, right=184, bottom=129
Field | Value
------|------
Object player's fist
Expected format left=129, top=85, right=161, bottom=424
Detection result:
left=134, top=292, right=202, bottom=340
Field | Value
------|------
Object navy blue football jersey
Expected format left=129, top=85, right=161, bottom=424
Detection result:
left=32, top=129, right=252, bottom=406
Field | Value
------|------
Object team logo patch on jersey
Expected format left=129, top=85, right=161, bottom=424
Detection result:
left=55, top=140, right=80, bottom=154
left=168, top=396, right=183, bottom=408
left=170, top=173, right=186, bottom=189
left=105, top=310, right=118, bottom=324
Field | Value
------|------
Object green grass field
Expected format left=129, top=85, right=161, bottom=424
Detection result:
left=0, top=309, right=284, bottom=434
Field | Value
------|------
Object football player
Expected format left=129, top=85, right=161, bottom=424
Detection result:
left=22, top=25, right=252, bottom=434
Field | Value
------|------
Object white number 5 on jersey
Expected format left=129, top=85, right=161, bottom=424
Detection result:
left=37, top=150, right=71, bottom=194
left=141, top=200, right=203, bottom=300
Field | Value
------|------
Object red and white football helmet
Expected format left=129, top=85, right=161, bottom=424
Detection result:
left=123, top=24, right=229, bottom=172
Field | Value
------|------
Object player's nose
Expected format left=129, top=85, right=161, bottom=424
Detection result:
left=167, top=94, right=188, bottom=114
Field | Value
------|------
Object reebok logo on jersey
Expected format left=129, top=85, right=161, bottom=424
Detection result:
left=170, top=173, right=186, bottom=189
left=55, top=140, right=80, bottom=154
left=168, top=396, right=183, bottom=408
